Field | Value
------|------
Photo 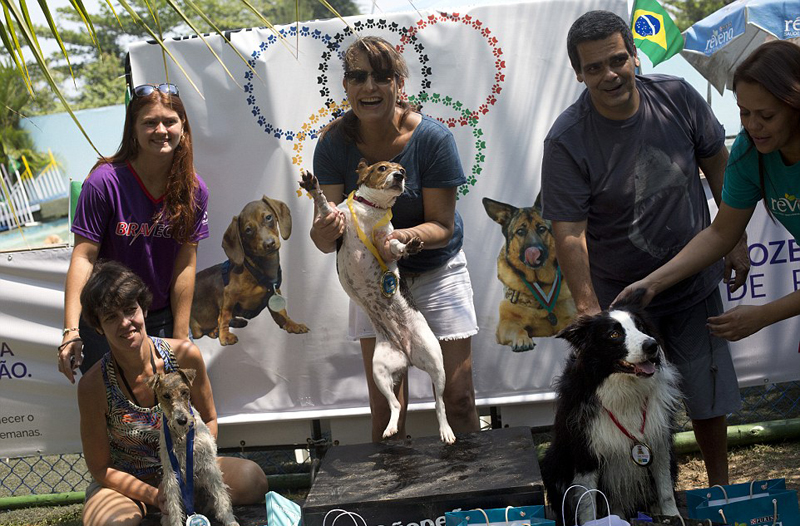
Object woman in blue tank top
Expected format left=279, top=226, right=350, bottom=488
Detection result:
left=75, top=261, right=267, bottom=526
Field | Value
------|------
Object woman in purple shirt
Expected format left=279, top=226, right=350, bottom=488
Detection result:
left=58, top=84, right=210, bottom=383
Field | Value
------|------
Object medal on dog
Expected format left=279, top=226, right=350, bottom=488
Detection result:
left=547, top=312, right=558, bottom=326
left=631, top=443, right=653, bottom=467
left=604, top=403, right=651, bottom=468
left=381, top=271, right=398, bottom=297
left=268, top=294, right=286, bottom=312
left=186, top=514, right=212, bottom=526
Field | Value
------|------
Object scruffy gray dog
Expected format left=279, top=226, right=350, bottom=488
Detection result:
left=148, top=370, right=239, bottom=526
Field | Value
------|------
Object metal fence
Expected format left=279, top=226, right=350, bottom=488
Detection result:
left=3, top=381, right=800, bottom=499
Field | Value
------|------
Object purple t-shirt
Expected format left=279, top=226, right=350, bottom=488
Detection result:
left=72, top=162, right=210, bottom=310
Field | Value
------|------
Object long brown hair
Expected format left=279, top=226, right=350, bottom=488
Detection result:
left=323, top=36, right=418, bottom=143
left=92, top=90, right=198, bottom=244
left=732, top=40, right=800, bottom=216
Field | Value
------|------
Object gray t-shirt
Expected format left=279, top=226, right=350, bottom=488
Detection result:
left=541, top=75, right=725, bottom=315
left=314, top=114, right=466, bottom=273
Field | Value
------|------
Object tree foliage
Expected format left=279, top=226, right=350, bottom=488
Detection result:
left=664, top=0, right=737, bottom=32
left=23, top=0, right=359, bottom=113
left=0, top=60, right=49, bottom=171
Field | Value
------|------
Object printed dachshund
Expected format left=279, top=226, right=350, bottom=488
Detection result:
left=483, top=194, right=576, bottom=352
left=190, top=195, right=309, bottom=346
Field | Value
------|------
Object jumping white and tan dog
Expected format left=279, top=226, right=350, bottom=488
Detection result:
left=300, top=160, right=455, bottom=444
left=147, top=370, right=239, bottom=526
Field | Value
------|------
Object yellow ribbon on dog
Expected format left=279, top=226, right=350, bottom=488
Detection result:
left=346, top=191, right=393, bottom=272
left=347, top=191, right=399, bottom=297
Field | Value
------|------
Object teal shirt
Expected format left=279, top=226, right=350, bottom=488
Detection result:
left=723, top=131, right=800, bottom=241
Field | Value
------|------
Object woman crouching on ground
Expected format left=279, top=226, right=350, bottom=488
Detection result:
left=77, top=260, right=267, bottom=526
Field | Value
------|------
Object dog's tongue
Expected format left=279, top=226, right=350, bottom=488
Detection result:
left=634, top=361, right=656, bottom=375
left=525, top=247, right=541, bottom=266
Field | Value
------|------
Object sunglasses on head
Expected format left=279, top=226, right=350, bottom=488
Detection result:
left=344, top=70, right=395, bottom=85
left=132, top=83, right=180, bottom=98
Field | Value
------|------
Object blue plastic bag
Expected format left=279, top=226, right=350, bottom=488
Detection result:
left=445, top=505, right=553, bottom=526
left=265, top=491, right=302, bottom=526
left=686, top=479, right=799, bottom=526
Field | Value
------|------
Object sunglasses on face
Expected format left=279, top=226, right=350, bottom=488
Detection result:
left=132, top=83, right=180, bottom=98
left=344, top=70, right=395, bottom=85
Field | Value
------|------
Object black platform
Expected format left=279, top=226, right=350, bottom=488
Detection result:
left=302, top=427, right=544, bottom=526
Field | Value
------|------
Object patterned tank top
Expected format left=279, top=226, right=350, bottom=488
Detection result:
left=101, top=337, right=178, bottom=479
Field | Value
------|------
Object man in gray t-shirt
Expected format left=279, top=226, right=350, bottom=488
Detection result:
left=541, top=10, right=749, bottom=486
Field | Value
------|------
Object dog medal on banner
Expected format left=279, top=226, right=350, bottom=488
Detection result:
left=186, top=514, right=212, bottom=526
left=631, top=442, right=652, bottom=467
left=381, top=270, right=398, bottom=297
left=268, top=293, right=286, bottom=312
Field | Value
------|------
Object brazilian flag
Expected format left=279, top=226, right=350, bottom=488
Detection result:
left=631, top=0, right=684, bottom=66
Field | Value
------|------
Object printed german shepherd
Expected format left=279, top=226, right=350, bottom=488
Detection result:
left=482, top=194, right=576, bottom=352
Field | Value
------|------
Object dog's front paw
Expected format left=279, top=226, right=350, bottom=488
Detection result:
left=283, top=320, right=310, bottom=334
left=497, top=322, right=536, bottom=352
left=219, top=332, right=239, bottom=346
left=404, top=236, right=423, bottom=256
left=298, top=169, right=319, bottom=193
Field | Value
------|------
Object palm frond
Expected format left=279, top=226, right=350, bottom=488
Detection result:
left=162, top=0, right=241, bottom=87
left=28, top=0, right=76, bottom=80
left=114, top=0, right=205, bottom=98
left=181, top=0, right=265, bottom=84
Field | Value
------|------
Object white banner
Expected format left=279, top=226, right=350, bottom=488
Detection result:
left=2, top=0, right=799, bottom=457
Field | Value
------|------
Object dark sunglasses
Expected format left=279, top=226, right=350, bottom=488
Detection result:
left=344, top=70, right=395, bottom=85
left=132, top=83, right=180, bottom=98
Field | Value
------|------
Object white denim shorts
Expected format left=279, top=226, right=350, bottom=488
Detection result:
left=348, top=250, right=479, bottom=341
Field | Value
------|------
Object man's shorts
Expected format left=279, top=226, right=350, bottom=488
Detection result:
left=349, top=250, right=479, bottom=341
left=652, top=290, right=742, bottom=420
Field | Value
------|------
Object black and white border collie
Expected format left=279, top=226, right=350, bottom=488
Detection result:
left=541, top=303, right=682, bottom=525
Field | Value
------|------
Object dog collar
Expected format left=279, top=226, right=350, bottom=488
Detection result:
left=352, top=194, right=386, bottom=210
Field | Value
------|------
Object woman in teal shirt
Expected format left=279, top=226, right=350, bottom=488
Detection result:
left=617, top=40, right=800, bottom=341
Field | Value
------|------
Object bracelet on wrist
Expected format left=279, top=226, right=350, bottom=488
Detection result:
left=58, top=337, right=82, bottom=352
left=62, top=327, right=79, bottom=336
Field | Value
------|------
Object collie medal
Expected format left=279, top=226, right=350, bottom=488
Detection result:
left=380, top=270, right=398, bottom=297
left=268, top=293, right=286, bottom=312
left=186, top=514, right=212, bottom=526
left=631, top=443, right=652, bottom=467
left=547, top=312, right=558, bottom=326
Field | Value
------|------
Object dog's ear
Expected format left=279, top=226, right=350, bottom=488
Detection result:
left=533, top=190, right=544, bottom=214
left=145, top=373, right=162, bottom=393
left=262, top=196, right=292, bottom=240
left=178, top=368, right=197, bottom=386
left=222, top=216, right=245, bottom=265
left=482, top=197, right=517, bottom=226
left=556, top=315, right=593, bottom=349
left=356, top=159, right=370, bottom=186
